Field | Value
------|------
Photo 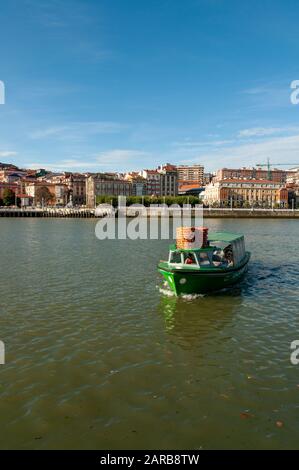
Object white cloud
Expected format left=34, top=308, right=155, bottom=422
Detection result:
left=27, top=160, right=100, bottom=171
left=172, top=139, right=235, bottom=151
left=179, top=133, right=299, bottom=170
left=242, top=87, right=266, bottom=95
left=29, top=122, right=127, bottom=140
left=237, top=126, right=299, bottom=138
left=95, top=149, right=149, bottom=164
left=0, top=151, right=18, bottom=158
left=26, top=149, right=150, bottom=172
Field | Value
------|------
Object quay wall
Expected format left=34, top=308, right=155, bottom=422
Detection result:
left=0, top=208, right=298, bottom=218
left=0, top=208, right=95, bottom=218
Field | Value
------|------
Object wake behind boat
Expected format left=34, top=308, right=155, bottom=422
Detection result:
left=158, top=228, right=250, bottom=296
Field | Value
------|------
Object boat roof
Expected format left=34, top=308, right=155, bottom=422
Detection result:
left=208, top=231, right=244, bottom=243
left=169, top=231, right=244, bottom=252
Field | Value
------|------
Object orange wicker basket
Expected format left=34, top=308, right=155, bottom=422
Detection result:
left=176, top=226, right=208, bottom=250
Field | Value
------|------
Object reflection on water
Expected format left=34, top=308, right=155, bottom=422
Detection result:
left=159, top=289, right=242, bottom=335
left=0, top=218, right=298, bottom=449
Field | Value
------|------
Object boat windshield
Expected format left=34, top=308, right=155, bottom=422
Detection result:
left=169, top=251, right=183, bottom=264
left=196, top=252, right=211, bottom=266
left=183, top=252, right=197, bottom=265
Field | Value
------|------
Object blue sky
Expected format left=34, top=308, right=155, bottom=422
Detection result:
left=1, top=0, right=299, bottom=172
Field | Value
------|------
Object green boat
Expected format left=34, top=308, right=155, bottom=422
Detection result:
left=158, top=231, right=251, bottom=296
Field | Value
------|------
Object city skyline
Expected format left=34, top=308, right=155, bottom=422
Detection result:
left=1, top=1, right=299, bottom=172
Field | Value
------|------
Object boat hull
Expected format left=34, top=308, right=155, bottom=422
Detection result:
left=158, top=253, right=250, bottom=295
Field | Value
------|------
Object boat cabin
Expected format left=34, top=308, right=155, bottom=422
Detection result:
left=168, top=232, right=246, bottom=269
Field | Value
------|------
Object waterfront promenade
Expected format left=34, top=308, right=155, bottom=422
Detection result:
left=0, top=207, right=299, bottom=218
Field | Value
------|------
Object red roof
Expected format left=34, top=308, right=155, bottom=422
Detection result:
left=179, top=183, right=201, bottom=191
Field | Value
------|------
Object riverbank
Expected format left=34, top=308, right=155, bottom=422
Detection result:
left=203, top=208, right=299, bottom=218
left=1, top=207, right=299, bottom=218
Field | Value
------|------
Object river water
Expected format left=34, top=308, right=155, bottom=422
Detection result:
left=0, top=218, right=298, bottom=449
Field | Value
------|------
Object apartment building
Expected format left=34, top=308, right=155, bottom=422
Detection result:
left=86, top=174, right=132, bottom=207
left=24, top=182, right=68, bottom=206
left=215, top=167, right=287, bottom=183
left=157, top=164, right=178, bottom=197
left=204, top=179, right=289, bottom=207
left=286, top=168, right=299, bottom=185
left=124, top=172, right=147, bottom=196
left=139, top=170, right=161, bottom=196
left=64, top=173, right=86, bottom=205
left=177, top=164, right=204, bottom=185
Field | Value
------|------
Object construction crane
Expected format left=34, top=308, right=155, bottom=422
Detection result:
left=255, top=157, right=299, bottom=180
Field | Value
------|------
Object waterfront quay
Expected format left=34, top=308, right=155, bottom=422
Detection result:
left=0, top=207, right=95, bottom=218
left=1, top=207, right=299, bottom=218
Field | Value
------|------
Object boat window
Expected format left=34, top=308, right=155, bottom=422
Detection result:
left=197, top=252, right=211, bottom=266
left=212, top=249, right=226, bottom=267
left=169, top=252, right=183, bottom=264
left=183, top=252, right=197, bottom=265
left=235, top=240, right=241, bottom=264
left=223, top=245, right=234, bottom=266
left=231, top=239, right=245, bottom=265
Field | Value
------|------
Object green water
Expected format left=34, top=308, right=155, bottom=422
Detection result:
left=0, top=218, right=298, bottom=449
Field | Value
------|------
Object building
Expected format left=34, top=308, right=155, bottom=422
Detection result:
left=124, top=172, right=147, bottom=196
left=139, top=170, right=161, bottom=196
left=24, top=182, right=68, bottom=206
left=64, top=173, right=86, bottom=205
left=177, top=164, right=204, bottom=186
left=178, top=182, right=201, bottom=195
left=203, top=173, right=213, bottom=185
left=157, top=164, right=178, bottom=197
left=214, top=167, right=288, bottom=183
left=286, top=182, right=299, bottom=208
left=54, top=184, right=68, bottom=205
left=86, top=174, right=132, bottom=207
left=0, top=162, right=19, bottom=171
left=203, top=179, right=288, bottom=208
left=0, top=169, right=27, bottom=183
left=178, top=182, right=204, bottom=196
left=140, top=165, right=178, bottom=197
left=286, top=168, right=299, bottom=185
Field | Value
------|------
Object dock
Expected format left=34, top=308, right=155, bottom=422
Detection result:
left=0, top=208, right=95, bottom=217
left=0, top=207, right=298, bottom=218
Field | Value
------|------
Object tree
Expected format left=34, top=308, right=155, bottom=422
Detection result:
left=35, top=186, right=53, bottom=206
left=2, top=188, right=15, bottom=206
